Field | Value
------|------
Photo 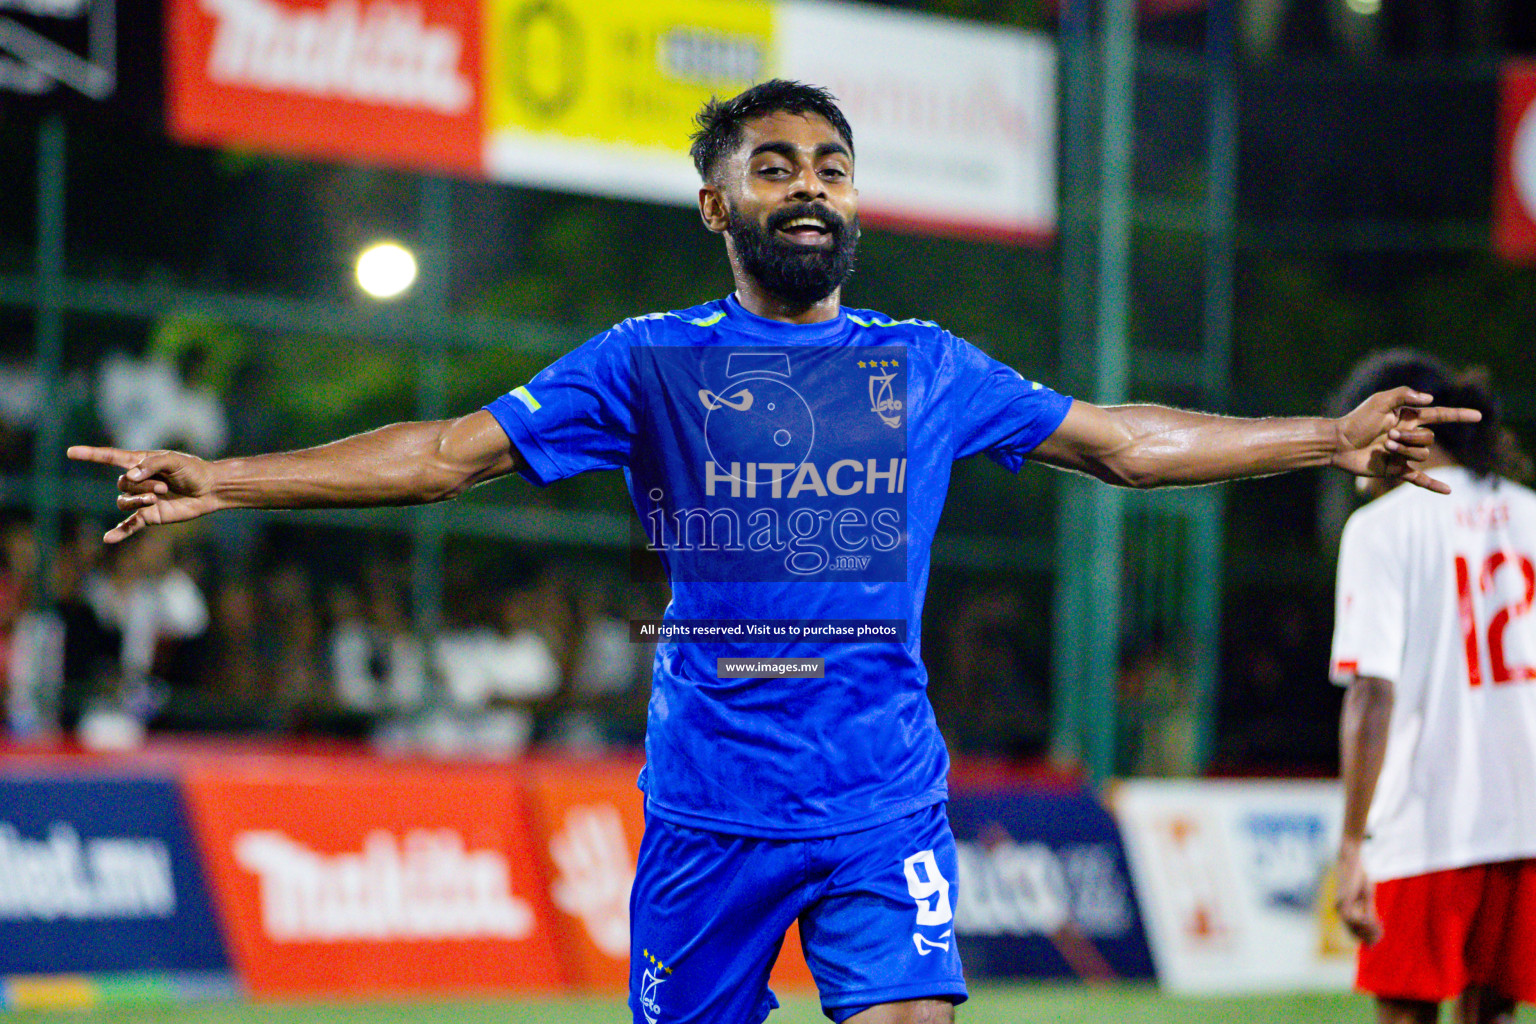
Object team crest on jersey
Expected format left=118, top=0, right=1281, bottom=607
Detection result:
left=639, top=948, right=673, bottom=1023
left=859, top=358, right=903, bottom=428
left=640, top=968, right=664, bottom=1024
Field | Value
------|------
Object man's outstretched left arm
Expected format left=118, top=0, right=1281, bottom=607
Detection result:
left=1028, top=386, right=1480, bottom=493
left=1335, top=674, right=1393, bottom=944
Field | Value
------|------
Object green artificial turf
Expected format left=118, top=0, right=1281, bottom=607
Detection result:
left=10, top=983, right=1531, bottom=1024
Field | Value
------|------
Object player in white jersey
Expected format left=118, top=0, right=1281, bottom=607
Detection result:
left=1330, top=350, right=1536, bottom=1024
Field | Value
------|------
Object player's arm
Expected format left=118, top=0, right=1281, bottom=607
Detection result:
left=1028, top=387, right=1479, bottom=493
left=68, top=410, right=522, bottom=544
left=1336, top=673, right=1392, bottom=944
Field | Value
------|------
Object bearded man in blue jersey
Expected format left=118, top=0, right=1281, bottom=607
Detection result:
left=73, top=81, right=1479, bottom=1024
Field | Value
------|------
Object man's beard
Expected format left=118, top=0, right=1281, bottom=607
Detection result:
left=726, top=201, right=859, bottom=307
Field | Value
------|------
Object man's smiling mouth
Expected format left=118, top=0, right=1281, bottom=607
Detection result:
left=775, top=215, right=833, bottom=246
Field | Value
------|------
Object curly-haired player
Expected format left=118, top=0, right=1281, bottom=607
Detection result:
left=1331, top=350, right=1536, bottom=1024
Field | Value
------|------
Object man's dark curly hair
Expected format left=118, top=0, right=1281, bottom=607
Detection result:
left=689, top=79, right=854, bottom=183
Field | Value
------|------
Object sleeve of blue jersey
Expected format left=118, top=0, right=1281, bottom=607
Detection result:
left=480, top=323, right=637, bottom=487
left=482, top=390, right=567, bottom=487
left=946, top=334, right=1074, bottom=472
left=982, top=387, right=1074, bottom=473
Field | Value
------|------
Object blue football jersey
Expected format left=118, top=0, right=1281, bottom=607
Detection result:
left=485, top=294, right=1072, bottom=838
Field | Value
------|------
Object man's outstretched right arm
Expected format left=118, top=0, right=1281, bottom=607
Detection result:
left=68, top=410, right=521, bottom=543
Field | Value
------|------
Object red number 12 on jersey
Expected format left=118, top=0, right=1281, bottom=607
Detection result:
left=1455, top=551, right=1536, bottom=686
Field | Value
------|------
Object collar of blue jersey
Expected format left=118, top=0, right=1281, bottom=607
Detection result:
left=720, top=292, right=852, bottom=342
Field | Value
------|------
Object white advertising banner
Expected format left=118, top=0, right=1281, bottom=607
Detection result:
left=481, top=0, right=1056, bottom=243
left=1112, top=779, right=1357, bottom=994
left=778, top=1, right=1056, bottom=242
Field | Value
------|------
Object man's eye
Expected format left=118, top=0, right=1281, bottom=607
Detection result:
left=821, top=168, right=847, bottom=179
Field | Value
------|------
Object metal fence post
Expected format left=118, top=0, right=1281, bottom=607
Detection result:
left=30, top=114, right=68, bottom=609
left=1050, top=0, right=1098, bottom=769
left=1074, top=0, right=1139, bottom=783
left=412, top=176, right=453, bottom=642
left=1190, top=0, right=1239, bottom=768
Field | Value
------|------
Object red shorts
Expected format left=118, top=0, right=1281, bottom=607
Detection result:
left=1358, top=859, right=1536, bottom=1003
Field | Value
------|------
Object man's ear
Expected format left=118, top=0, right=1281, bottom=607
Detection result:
left=699, top=186, right=729, bottom=234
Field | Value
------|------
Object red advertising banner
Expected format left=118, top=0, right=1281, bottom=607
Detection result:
left=180, top=757, right=563, bottom=998
left=522, top=756, right=817, bottom=993
left=165, top=0, right=483, bottom=175
left=1494, top=61, right=1536, bottom=262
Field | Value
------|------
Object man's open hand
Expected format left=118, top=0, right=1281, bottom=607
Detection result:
left=66, top=446, right=221, bottom=543
left=1332, top=387, right=1482, bottom=494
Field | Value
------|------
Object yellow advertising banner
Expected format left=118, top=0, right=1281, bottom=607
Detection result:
left=484, top=0, right=775, bottom=152
left=480, top=0, right=1053, bottom=237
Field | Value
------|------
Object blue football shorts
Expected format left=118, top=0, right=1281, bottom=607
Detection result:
left=628, top=801, right=968, bottom=1024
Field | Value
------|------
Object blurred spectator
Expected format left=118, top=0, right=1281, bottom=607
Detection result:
left=152, top=577, right=275, bottom=732
left=426, top=568, right=562, bottom=756
left=1, top=517, right=38, bottom=734
left=83, top=529, right=208, bottom=688
left=1216, top=592, right=1341, bottom=773
left=549, top=577, right=655, bottom=751
left=206, top=580, right=263, bottom=701
left=81, top=527, right=209, bottom=744
left=260, top=561, right=325, bottom=719
left=0, top=358, right=39, bottom=469
left=326, top=573, right=427, bottom=718
left=0, top=517, right=33, bottom=697
left=7, top=519, right=118, bottom=739
left=927, top=585, right=1049, bottom=759
left=96, top=351, right=227, bottom=457
left=1117, top=630, right=1197, bottom=777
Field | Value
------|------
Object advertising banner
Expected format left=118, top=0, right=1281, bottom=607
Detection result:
left=165, top=0, right=1056, bottom=242
left=0, top=774, right=230, bottom=977
left=776, top=1, right=1056, bottom=242
left=482, top=0, right=774, bottom=205
left=167, top=0, right=485, bottom=175
left=522, top=760, right=644, bottom=991
left=180, top=759, right=563, bottom=997
left=1494, top=61, right=1536, bottom=263
left=521, top=757, right=816, bottom=992
left=946, top=784, right=1155, bottom=982
left=481, top=0, right=1056, bottom=241
left=1112, top=779, right=1356, bottom=994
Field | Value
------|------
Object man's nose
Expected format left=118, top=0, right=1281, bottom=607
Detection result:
left=788, top=166, right=826, bottom=201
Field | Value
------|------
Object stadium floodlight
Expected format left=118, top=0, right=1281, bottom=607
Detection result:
left=355, top=241, right=418, bottom=300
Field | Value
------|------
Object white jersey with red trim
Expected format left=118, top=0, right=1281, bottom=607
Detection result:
left=1330, top=466, right=1536, bottom=881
